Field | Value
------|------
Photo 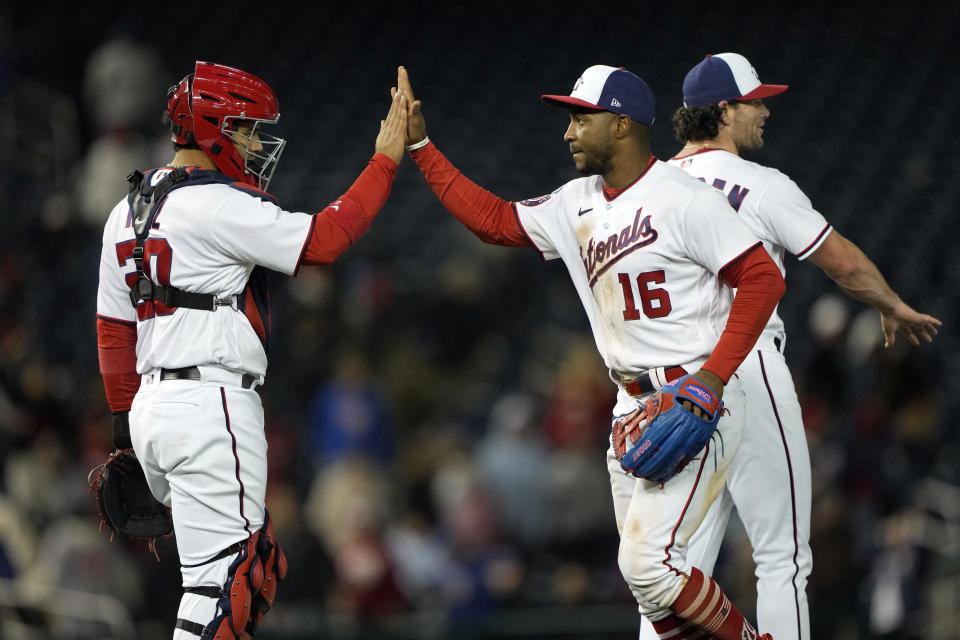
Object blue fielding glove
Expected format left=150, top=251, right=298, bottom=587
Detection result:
left=612, top=374, right=723, bottom=484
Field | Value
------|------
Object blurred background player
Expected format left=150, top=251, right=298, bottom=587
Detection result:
left=95, top=61, right=407, bottom=639
left=632, top=52, right=942, bottom=640
left=396, top=65, right=784, bottom=639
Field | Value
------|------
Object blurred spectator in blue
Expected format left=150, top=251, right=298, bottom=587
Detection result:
left=306, top=346, right=395, bottom=466
left=475, top=392, right=554, bottom=548
left=430, top=459, right=524, bottom=621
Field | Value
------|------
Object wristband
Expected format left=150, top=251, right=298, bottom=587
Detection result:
left=406, top=137, right=430, bottom=152
left=112, top=410, right=132, bottom=450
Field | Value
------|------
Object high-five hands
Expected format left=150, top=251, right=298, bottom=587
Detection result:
left=392, top=66, right=427, bottom=147
left=375, top=89, right=408, bottom=164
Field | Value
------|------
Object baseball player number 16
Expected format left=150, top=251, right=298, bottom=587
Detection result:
left=619, top=270, right=673, bottom=320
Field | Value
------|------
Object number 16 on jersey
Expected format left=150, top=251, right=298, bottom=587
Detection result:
left=618, top=270, right=672, bottom=320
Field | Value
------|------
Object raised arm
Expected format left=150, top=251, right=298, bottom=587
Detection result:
left=394, top=66, right=531, bottom=248
left=300, top=90, right=407, bottom=266
left=808, top=230, right=941, bottom=347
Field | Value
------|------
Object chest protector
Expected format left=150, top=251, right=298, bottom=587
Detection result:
left=125, top=167, right=274, bottom=349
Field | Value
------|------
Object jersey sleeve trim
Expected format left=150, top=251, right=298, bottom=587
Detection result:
left=511, top=202, right=546, bottom=261
left=717, top=241, right=764, bottom=279
left=292, top=214, right=318, bottom=277
left=96, top=313, right=137, bottom=327
left=795, top=223, right=833, bottom=260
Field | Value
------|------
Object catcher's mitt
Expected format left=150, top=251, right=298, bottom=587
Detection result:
left=612, top=374, right=723, bottom=484
left=88, top=448, right=173, bottom=542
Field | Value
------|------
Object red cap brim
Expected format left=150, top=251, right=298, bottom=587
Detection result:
left=739, top=84, right=789, bottom=101
left=541, top=94, right=605, bottom=111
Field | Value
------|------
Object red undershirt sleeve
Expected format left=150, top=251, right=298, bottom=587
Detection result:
left=299, top=153, right=399, bottom=267
left=410, top=141, right=531, bottom=247
left=702, top=245, right=786, bottom=382
left=97, top=316, right=140, bottom=412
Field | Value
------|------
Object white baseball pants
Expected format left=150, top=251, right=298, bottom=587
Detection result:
left=638, top=348, right=811, bottom=639
left=609, top=376, right=746, bottom=621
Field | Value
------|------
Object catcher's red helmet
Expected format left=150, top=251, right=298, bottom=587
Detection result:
left=164, top=61, right=285, bottom=191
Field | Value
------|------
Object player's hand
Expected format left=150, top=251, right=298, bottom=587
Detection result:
left=682, top=369, right=725, bottom=417
left=392, top=65, right=427, bottom=146
left=880, top=301, right=941, bottom=347
left=375, top=90, right=407, bottom=164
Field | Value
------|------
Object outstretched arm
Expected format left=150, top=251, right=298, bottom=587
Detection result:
left=300, top=90, right=408, bottom=266
left=394, top=66, right=531, bottom=247
left=808, top=231, right=941, bottom=347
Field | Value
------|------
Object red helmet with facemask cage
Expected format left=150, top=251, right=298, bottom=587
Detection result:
left=164, top=61, right=286, bottom=191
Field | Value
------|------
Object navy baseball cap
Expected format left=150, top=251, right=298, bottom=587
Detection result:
left=542, top=65, right=656, bottom=126
left=682, top=53, right=788, bottom=107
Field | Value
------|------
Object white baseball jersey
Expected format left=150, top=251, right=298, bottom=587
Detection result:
left=96, top=168, right=314, bottom=379
left=667, top=149, right=832, bottom=345
left=648, top=148, right=827, bottom=640
left=514, top=159, right=762, bottom=374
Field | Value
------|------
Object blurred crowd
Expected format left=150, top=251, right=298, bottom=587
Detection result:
left=0, top=29, right=955, bottom=640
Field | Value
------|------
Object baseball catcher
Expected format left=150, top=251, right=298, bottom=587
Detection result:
left=95, top=59, right=408, bottom=640
left=612, top=374, right=723, bottom=484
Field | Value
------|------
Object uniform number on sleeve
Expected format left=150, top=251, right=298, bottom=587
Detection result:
left=116, top=238, right=175, bottom=320
left=617, top=270, right=672, bottom=320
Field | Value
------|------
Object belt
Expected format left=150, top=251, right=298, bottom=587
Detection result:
left=618, top=365, right=688, bottom=397
left=160, top=366, right=257, bottom=390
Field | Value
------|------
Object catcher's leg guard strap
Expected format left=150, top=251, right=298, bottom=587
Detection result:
left=174, top=619, right=207, bottom=637
left=175, top=536, right=261, bottom=640
left=181, top=539, right=246, bottom=569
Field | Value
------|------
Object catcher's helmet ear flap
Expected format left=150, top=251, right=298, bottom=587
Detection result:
left=164, top=73, right=196, bottom=146
left=187, top=61, right=286, bottom=191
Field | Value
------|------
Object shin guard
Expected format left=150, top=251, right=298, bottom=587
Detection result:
left=180, top=512, right=287, bottom=639
left=247, top=512, right=288, bottom=633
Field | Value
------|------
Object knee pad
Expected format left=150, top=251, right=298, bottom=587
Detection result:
left=176, top=511, right=287, bottom=639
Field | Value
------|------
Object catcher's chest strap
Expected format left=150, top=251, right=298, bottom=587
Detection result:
left=134, top=284, right=240, bottom=311
left=618, top=365, right=688, bottom=397
left=126, top=168, right=239, bottom=312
